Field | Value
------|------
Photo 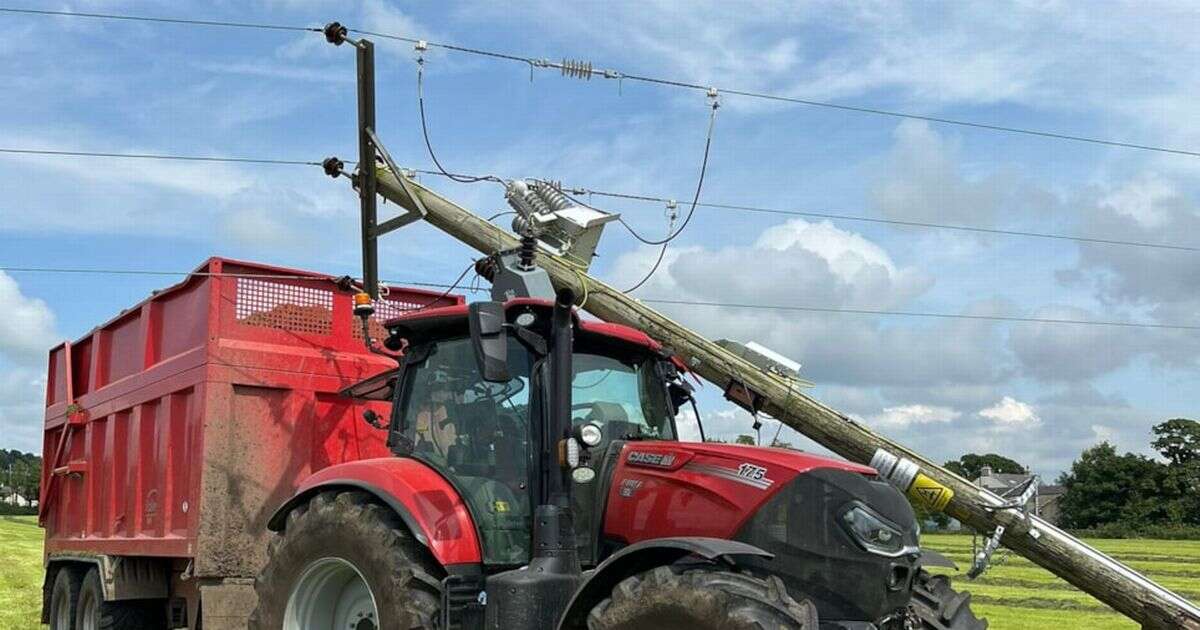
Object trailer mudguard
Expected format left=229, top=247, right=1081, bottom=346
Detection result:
left=556, top=537, right=774, bottom=630
left=267, top=457, right=482, bottom=566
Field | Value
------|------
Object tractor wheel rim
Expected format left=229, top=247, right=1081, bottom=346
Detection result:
left=79, top=590, right=98, bottom=630
left=284, top=557, right=379, bottom=630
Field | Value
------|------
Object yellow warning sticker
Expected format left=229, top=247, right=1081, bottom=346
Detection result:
left=907, top=473, right=954, bottom=512
left=493, top=501, right=510, bottom=513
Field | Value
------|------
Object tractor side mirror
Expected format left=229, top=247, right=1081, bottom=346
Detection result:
left=468, top=301, right=511, bottom=382
left=668, top=380, right=695, bottom=414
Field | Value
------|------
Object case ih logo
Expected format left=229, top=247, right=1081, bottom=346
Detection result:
left=626, top=451, right=677, bottom=468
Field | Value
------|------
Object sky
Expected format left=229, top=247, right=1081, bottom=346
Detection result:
left=1, top=1, right=1198, bottom=479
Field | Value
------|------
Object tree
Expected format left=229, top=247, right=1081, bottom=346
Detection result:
left=734, top=435, right=756, bottom=446
left=1152, top=419, right=1200, bottom=525
left=943, top=453, right=1027, bottom=480
left=1057, top=442, right=1167, bottom=529
left=1152, top=418, right=1200, bottom=466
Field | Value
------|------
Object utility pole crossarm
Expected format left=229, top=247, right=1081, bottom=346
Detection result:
left=372, top=168, right=1200, bottom=630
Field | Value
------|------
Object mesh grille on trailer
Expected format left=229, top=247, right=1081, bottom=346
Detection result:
left=235, top=278, right=334, bottom=335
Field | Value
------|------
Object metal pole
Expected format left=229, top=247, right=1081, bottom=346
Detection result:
left=356, top=38, right=379, bottom=299
left=370, top=170, right=1200, bottom=630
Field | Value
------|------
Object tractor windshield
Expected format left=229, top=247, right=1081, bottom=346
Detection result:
left=571, top=353, right=675, bottom=443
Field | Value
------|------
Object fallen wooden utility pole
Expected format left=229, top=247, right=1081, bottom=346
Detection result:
left=373, top=169, right=1200, bottom=630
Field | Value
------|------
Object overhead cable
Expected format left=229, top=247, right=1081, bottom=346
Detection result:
left=1, top=147, right=1194, bottom=253
left=620, top=91, right=719, bottom=293
left=6, top=6, right=1199, bottom=158
left=0, top=7, right=319, bottom=32
left=0, top=147, right=321, bottom=166
left=5, top=266, right=1197, bottom=331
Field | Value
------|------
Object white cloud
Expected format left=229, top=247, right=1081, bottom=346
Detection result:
left=868, top=404, right=960, bottom=428
left=1101, top=173, right=1177, bottom=229
left=0, top=272, right=58, bottom=362
left=0, top=367, right=46, bottom=453
left=979, top=396, right=1040, bottom=428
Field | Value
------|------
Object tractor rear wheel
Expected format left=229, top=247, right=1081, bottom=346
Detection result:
left=908, top=570, right=988, bottom=629
left=249, top=490, right=442, bottom=630
left=586, top=565, right=818, bottom=630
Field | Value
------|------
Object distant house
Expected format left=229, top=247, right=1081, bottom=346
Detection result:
left=0, top=486, right=35, bottom=508
left=973, top=465, right=1064, bottom=525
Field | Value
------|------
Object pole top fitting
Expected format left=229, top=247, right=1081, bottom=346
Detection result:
left=324, top=21, right=349, bottom=45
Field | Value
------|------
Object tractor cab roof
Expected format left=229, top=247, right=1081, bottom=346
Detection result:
left=384, top=298, right=680, bottom=367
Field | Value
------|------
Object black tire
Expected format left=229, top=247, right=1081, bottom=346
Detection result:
left=587, top=565, right=819, bottom=630
left=249, top=490, right=442, bottom=630
left=49, top=565, right=82, bottom=630
left=76, top=567, right=165, bottom=630
left=908, top=570, right=988, bottom=630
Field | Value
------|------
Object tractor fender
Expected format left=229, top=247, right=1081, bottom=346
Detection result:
left=267, top=457, right=482, bottom=566
left=557, top=537, right=774, bottom=630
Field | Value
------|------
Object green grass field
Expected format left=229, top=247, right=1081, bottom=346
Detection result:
left=0, top=518, right=1195, bottom=628
left=922, top=533, right=1200, bottom=629
left=0, top=516, right=45, bottom=630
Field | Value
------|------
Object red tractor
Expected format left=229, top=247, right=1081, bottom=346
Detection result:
left=249, top=288, right=984, bottom=629
left=250, top=24, right=985, bottom=629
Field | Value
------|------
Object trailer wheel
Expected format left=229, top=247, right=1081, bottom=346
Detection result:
left=587, top=565, right=818, bottom=630
left=250, top=490, right=442, bottom=630
left=49, top=566, right=82, bottom=630
left=75, top=567, right=165, bottom=630
left=908, top=570, right=988, bottom=630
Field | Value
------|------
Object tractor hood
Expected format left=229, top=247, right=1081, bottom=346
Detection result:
left=599, top=440, right=919, bottom=623
left=600, top=441, right=878, bottom=544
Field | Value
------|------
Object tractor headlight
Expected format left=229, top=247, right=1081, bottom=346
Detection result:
left=565, top=437, right=581, bottom=468
left=577, top=422, right=603, bottom=448
left=841, top=504, right=909, bottom=557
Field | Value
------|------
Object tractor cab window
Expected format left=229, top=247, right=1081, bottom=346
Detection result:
left=571, top=353, right=675, bottom=444
left=396, top=336, right=533, bottom=566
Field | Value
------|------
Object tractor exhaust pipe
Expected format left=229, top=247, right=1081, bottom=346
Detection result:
left=549, top=287, right=576, bottom=505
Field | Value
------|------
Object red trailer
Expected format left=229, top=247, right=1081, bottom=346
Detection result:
left=38, top=257, right=462, bottom=629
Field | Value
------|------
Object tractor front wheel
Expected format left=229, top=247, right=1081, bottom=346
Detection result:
left=250, top=490, right=442, bottom=630
left=908, top=570, right=988, bottom=630
left=586, top=565, right=818, bottom=630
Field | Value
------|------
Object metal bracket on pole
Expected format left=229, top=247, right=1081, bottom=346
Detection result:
left=968, top=476, right=1040, bottom=578
left=323, top=22, right=427, bottom=299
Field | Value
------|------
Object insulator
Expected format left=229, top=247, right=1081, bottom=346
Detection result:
left=474, top=256, right=498, bottom=281
left=536, top=183, right=574, bottom=212
left=511, top=213, right=535, bottom=236
left=561, top=58, right=593, bottom=80
left=524, top=188, right=554, bottom=216
left=519, top=233, right=538, bottom=270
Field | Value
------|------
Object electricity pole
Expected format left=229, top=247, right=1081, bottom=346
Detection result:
left=366, top=168, right=1199, bottom=630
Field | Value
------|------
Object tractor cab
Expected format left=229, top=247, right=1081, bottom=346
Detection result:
left=350, top=298, right=701, bottom=569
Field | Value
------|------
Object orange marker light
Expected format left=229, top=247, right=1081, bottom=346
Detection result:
left=353, top=292, right=375, bottom=317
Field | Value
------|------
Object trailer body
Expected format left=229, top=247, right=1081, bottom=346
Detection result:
left=39, top=257, right=461, bottom=629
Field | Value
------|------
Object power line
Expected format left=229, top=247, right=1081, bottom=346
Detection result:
left=413, top=169, right=1200, bottom=254
left=7, top=6, right=1199, bottom=159
left=620, top=93, right=719, bottom=293
left=0, top=7, right=318, bottom=33
left=0, top=266, right=464, bottom=292
left=637, top=298, right=1200, bottom=332
left=4, top=266, right=1196, bottom=332
left=0, top=147, right=321, bottom=167
left=415, top=57, right=503, bottom=185
left=1, top=146, right=1194, bottom=253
